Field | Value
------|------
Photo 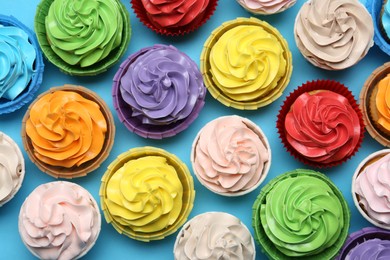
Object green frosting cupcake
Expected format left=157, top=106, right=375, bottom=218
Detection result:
left=252, top=169, right=350, bottom=260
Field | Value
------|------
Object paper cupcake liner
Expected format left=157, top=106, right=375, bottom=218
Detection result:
left=360, top=62, right=390, bottom=147
left=335, top=227, right=390, bottom=260
left=276, top=80, right=365, bottom=168
left=0, top=15, right=44, bottom=115
left=366, top=0, right=390, bottom=56
left=112, top=45, right=206, bottom=139
left=252, top=169, right=350, bottom=260
left=34, top=0, right=130, bottom=76
left=131, top=0, right=218, bottom=36
left=237, top=0, right=297, bottom=15
left=100, top=147, right=195, bottom=242
left=352, top=149, right=390, bottom=230
left=21, top=85, right=115, bottom=178
left=190, top=115, right=271, bottom=196
left=200, top=17, right=293, bottom=110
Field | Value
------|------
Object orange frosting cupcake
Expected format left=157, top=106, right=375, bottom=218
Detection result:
left=371, top=74, right=390, bottom=135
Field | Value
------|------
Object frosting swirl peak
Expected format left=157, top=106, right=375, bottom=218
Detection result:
left=237, top=0, right=296, bottom=14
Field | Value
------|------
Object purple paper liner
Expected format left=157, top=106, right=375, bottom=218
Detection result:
left=112, top=44, right=206, bottom=139
left=366, top=0, right=390, bottom=56
left=335, top=227, right=390, bottom=259
left=0, top=15, right=44, bottom=115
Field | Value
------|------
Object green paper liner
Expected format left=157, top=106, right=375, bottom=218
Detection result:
left=360, top=62, right=390, bottom=147
left=21, top=85, right=115, bottom=178
left=200, top=17, right=293, bottom=110
left=252, top=169, right=350, bottom=260
left=100, top=146, right=195, bottom=242
left=34, top=0, right=131, bottom=76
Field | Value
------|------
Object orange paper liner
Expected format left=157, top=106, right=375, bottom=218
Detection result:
left=276, top=80, right=365, bottom=168
left=21, top=85, right=115, bottom=178
left=131, top=0, right=218, bottom=36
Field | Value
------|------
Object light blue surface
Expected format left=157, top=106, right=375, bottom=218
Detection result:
left=0, top=0, right=387, bottom=259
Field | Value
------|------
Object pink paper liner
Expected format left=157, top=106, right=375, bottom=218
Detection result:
left=276, top=80, right=365, bottom=168
left=130, top=0, right=218, bottom=36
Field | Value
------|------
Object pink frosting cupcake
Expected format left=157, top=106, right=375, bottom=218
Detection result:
left=236, top=0, right=296, bottom=15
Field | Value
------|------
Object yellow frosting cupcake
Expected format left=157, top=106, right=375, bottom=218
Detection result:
left=100, top=147, right=195, bottom=242
left=201, top=17, right=292, bottom=110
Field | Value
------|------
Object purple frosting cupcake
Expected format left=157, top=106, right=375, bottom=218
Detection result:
left=113, top=44, right=206, bottom=139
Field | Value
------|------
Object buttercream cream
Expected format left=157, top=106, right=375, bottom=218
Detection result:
left=0, top=25, right=36, bottom=100
left=375, top=74, right=390, bottom=133
left=120, top=44, right=205, bottom=125
left=294, top=0, right=374, bottom=70
left=45, top=0, right=124, bottom=67
left=260, top=174, right=345, bottom=257
left=285, top=90, right=361, bottom=164
left=25, top=90, right=107, bottom=168
left=382, top=0, right=390, bottom=41
left=355, top=153, right=390, bottom=226
left=105, top=156, right=183, bottom=233
left=18, top=181, right=100, bottom=260
left=193, top=116, right=269, bottom=194
left=346, top=239, right=390, bottom=260
left=174, top=212, right=255, bottom=260
left=237, top=0, right=296, bottom=14
left=0, top=132, right=24, bottom=206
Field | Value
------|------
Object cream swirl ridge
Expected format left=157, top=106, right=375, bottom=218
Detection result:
left=193, top=116, right=269, bottom=194
left=174, top=212, right=255, bottom=260
left=18, top=182, right=100, bottom=260
left=355, top=153, right=390, bottom=225
left=345, top=239, right=390, bottom=260
left=285, top=90, right=361, bottom=164
left=45, top=0, right=123, bottom=67
left=294, top=0, right=373, bottom=70
left=237, top=0, right=296, bottom=14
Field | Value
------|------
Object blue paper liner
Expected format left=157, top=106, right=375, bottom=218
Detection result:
left=0, top=15, right=44, bottom=115
left=366, top=0, right=390, bottom=56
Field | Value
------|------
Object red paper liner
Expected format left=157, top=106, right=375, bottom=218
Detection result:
left=276, top=80, right=365, bottom=168
left=130, top=0, right=218, bottom=36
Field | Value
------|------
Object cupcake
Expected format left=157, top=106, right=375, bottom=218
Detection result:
left=191, top=115, right=271, bottom=196
left=360, top=62, right=390, bottom=147
left=277, top=80, right=364, bottom=167
left=201, top=17, right=292, bottom=110
left=252, top=169, right=350, bottom=259
left=381, top=0, right=390, bottom=42
left=0, top=15, right=44, bottom=115
left=295, top=0, right=374, bottom=70
left=0, top=132, right=25, bottom=207
left=100, top=147, right=195, bottom=242
left=19, top=181, right=101, bottom=260
left=366, top=0, right=390, bottom=55
left=131, top=0, right=218, bottom=36
left=21, top=85, right=115, bottom=178
left=236, top=0, right=296, bottom=15
left=174, top=212, right=256, bottom=259
left=335, top=227, right=390, bottom=260
left=352, top=149, right=390, bottom=229
left=113, top=44, right=206, bottom=139
left=34, top=0, right=130, bottom=76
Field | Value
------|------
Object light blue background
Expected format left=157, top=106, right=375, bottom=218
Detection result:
left=0, top=0, right=387, bottom=259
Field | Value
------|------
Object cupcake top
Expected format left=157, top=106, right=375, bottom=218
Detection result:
left=295, top=0, right=373, bottom=70
left=382, top=1, right=390, bottom=40
left=0, top=132, right=24, bottom=207
left=174, top=212, right=255, bottom=260
left=201, top=18, right=292, bottom=110
left=192, top=115, right=270, bottom=196
left=345, top=239, right=390, bottom=259
left=372, top=73, right=390, bottom=134
left=236, top=0, right=296, bottom=14
left=19, top=181, right=101, bottom=260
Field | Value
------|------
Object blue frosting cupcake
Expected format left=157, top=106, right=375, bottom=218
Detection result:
left=366, top=0, right=390, bottom=55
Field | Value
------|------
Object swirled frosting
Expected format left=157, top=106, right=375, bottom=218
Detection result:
left=174, top=212, right=255, bottom=260
left=19, top=182, right=100, bottom=260
left=194, top=116, right=269, bottom=194
left=0, top=25, right=36, bottom=100
left=294, top=0, right=373, bottom=70
left=346, top=239, right=390, bottom=260
left=355, top=153, right=390, bottom=226
left=141, top=0, right=210, bottom=28
left=260, top=174, right=345, bottom=256
left=105, top=156, right=183, bottom=233
left=209, top=25, right=286, bottom=102
left=120, top=45, right=205, bottom=125
left=0, top=132, right=24, bottom=206
left=237, top=0, right=296, bottom=14
left=374, top=74, right=390, bottom=133
left=381, top=1, right=390, bottom=40
left=285, top=90, right=361, bottom=164
left=45, top=0, right=123, bottom=67
left=25, top=90, right=107, bottom=168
